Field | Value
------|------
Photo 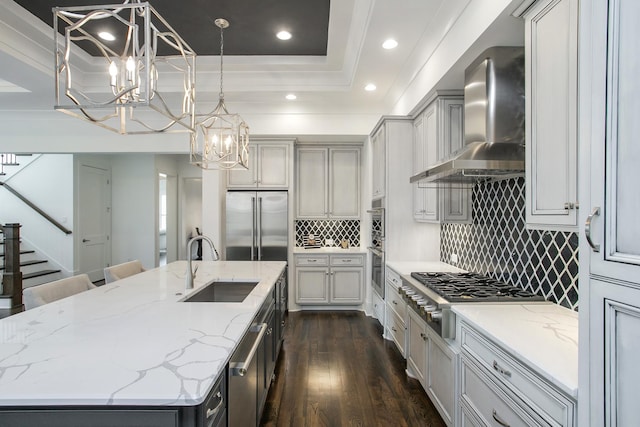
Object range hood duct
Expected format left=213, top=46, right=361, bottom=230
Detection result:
left=410, top=47, right=525, bottom=184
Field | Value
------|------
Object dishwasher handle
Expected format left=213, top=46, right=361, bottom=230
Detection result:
left=229, top=323, right=268, bottom=376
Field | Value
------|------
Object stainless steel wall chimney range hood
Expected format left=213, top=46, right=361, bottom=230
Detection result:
left=410, top=47, right=525, bottom=184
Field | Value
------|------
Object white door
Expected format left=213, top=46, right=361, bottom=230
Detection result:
left=78, top=164, right=111, bottom=282
left=581, top=0, right=640, bottom=425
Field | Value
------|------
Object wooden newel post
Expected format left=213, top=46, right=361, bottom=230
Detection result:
left=1, top=223, right=24, bottom=314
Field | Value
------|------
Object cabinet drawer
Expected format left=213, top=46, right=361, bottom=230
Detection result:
left=461, top=323, right=575, bottom=426
left=385, top=268, right=402, bottom=289
left=372, top=290, right=385, bottom=325
left=330, top=254, right=363, bottom=266
left=387, top=309, right=406, bottom=357
left=295, top=255, right=329, bottom=266
left=385, top=282, right=406, bottom=321
left=461, top=357, right=542, bottom=427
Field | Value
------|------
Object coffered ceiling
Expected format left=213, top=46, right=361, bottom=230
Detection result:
left=0, top=0, right=526, bottom=144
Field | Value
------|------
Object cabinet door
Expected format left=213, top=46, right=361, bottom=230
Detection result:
left=589, top=279, right=640, bottom=427
left=440, top=98, right=470, bottom=223
left=296, top=148, right=328, bottom=218
left=227, top=145, right=258, bottom=187
left=525, top=0, right=579, bottom=230
left=581, top=0, right=640, bottom=424
left=371, top=126, right=386, bottom=199
left=259, top=144, right=289, bottom=188
left=330, top=267, right=363, bottom=304
left=428, top=333, right=457, bottom=426
left=407, top=309, right=428, bottom=387
left=295, top=267, right=329, bottom=304
left=329, top=148, right=360, bottom=218
left=420, top=103, right=440, bottom=222
left=412, top=113, right=427, bottom=220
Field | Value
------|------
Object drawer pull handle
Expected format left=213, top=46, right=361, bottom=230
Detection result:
left=206, top=391, right=224, bottom=419
left=420, top=332, right=427, bottom=341
left=392, top=300, right=398, bottom=305
left=492, top=409, right=510, bottom=427
left=342, top=259, right=352, bottom=263
left=585, top=207, right=601, bottom=252
left=493, top=360, right=512, bottom=378
left=308, top=259, right=318, bottom=263
left=391, top=327, right=397, bottom=333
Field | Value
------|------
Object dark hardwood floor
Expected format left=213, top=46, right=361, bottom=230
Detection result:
left=260, top=311, right=446, bottom=427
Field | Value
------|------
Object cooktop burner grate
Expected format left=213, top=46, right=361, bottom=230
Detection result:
left=410, top=272, right=546, bottom=303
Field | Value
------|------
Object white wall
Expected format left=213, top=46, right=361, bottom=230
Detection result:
left=110, top=154, right=156, bottom=269
left=0, top=154, right=74, bottom=274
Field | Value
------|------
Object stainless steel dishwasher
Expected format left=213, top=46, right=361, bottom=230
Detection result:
left=228, top=303, right=270, bottom=427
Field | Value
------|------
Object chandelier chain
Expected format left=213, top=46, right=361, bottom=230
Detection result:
left=219, top=23, right=224, bottom=100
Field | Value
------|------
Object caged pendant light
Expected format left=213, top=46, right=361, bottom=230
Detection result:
left=190, top=18, right=249, bottom=170
left=53, top=0, right=196, bottom=135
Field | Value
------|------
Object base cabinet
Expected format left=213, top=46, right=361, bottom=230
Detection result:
left=459, top=321, right=576, bottom=426
left=406, top=308, right=457, bottom=426
left=295, top=254, right=365, bottom=305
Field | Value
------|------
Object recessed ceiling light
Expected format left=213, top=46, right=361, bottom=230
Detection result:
left=286, top=94, right=297, bottom=100
left=382, top=39, right=398, bottom=49
left=276, top=31, right=292, bottom=41
left=365, top=83, right=377, bottom=92
left=98, top=31, right=115, bottom=41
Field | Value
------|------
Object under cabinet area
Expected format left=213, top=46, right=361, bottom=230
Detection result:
left=523, top=0, right=579, bottom=231
left=294, top=253, right=365, bottom=305
left=412, top=94, right=469, bottom=224
left=227, top=141, right=292, bottom=189
left=296, top=146, right=361, bottom=219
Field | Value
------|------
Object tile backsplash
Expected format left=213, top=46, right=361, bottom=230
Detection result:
left=440, top=177, right=579, bottom=311
left=295, top=220, right=360, bottom=248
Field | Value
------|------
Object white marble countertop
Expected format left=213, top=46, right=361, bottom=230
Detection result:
left=293, top=247, right=367, bottom=254
left=0, top=260, right=286, bottom=407
left=453, top=303, right=578, bottom=399
left=385, top=261, right=464, bottom=275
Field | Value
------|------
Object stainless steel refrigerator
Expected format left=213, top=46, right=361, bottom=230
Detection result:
left=225, top=191, right=288, bottom=261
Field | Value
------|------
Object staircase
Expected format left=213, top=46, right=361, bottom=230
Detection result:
left=1, top=231, right=62, bottom=288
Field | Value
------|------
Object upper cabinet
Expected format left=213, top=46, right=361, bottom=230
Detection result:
left=412, top=94, right=469, bottom=223
left=227, top=141, right=292, bottom=189
left=371, top=126, right=386, bottom=200
left=296, top=146, right=361, bottom=219
left=524, top=0, right=579, bottom=231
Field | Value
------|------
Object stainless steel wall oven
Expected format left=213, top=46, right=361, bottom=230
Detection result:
left=367, top=199, right=385, bottom=298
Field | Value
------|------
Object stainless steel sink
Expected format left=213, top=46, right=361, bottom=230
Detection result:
left=183, top=281, right=259, bottom=303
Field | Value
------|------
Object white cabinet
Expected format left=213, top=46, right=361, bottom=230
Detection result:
left=459, top=321, right=576, bottom=426
left=296, top=146, right=361, bottom=219
left=371, top=126, right=385, bottom=200
left=412, top=94, right=469, bottom=223
left=406, top=308, right=457, bottom=426
left=294, top=254, right=364, bottom=305
left=227, top=142, right=291, bottom=189
left=580, top=0, right=640, bottom=424
left=524, top=0, right=579, bottom=231
left=385, top=268, right=407, bottom=357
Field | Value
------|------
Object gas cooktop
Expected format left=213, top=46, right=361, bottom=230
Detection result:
left=409, top=271, right=546, bottom=303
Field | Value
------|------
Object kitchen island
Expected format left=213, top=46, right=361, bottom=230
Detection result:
left=0, top=260, right=287, bottom=426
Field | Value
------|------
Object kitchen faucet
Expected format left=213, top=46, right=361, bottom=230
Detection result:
left=186, top=235, right=220, bottom=289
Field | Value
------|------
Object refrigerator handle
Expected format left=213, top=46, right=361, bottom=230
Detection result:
left=257, top=197, right=263, bottom=260
left=251, top=196, right=256, bottom=261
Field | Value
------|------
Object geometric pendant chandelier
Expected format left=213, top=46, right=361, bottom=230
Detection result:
left=53, top=0, right=196, bottom=135
left=190, top=18, right=249, bottom=170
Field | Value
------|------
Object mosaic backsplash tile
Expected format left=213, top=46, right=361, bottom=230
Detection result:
left=440, top=177, right=579, bottom=311
left=295, top=220, right=360, bottom=248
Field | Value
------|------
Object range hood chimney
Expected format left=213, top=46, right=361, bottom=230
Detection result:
left=410, top=47, right=525, bottom=184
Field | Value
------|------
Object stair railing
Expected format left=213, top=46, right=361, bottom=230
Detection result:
left=1, top=223, right=24, bottom=314
left=0, top=181, right=72, bottom=235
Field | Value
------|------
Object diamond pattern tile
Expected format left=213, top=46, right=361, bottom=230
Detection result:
left=295, top=220, right=360, bottom=247
left=441, top=178, right=579, bottom=311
